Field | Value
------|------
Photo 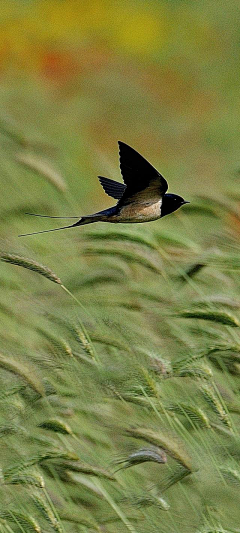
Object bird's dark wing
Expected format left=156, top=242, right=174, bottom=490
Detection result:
left=118, top=141, right=168, bottom=206
left=98, top=176, right=126, bottom=200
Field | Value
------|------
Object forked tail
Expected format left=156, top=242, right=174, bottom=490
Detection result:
left=18, top=214, right=100, bottom=237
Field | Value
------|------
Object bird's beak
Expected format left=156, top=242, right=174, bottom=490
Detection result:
left=183, top=200, right=190, bottom=204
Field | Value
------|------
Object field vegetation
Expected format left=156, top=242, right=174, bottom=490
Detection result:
left=1, top=1, right=240, bottom=531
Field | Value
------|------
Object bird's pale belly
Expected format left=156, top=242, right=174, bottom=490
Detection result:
left=106, top=201, right=161, bottom=223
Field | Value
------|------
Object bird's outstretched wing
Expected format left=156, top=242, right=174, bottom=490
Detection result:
left=98, top=176, right=126, bottom=199
left=118, top=141, right=168, bottom=206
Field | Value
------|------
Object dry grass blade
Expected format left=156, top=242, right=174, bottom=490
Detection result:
left=0, top=353, right=44, bottom=396
left=0, top=253, right=62, bottom=284
left=16, top=151, right=67, bottom=191
left=125, top=427, right=193, bottom=471
left=177, top=309, right=240, bottom=327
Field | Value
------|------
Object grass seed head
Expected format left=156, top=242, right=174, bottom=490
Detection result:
left=0, top=253, right=62, bottom=284
left=32, top=494, right=62, bottom=533
left=177, top=309, right=240, bottom=327
left=38, top=418, right=73, bottom=435
left=115, top=447, right=167, bottom=471
left=0, top=511, right=42, bottom=533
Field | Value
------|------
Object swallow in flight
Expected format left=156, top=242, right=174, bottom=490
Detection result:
left=20, top=142, right=189, bottom=236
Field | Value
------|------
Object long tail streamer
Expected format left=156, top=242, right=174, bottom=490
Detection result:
left=19, top=214, right=81, bottom=237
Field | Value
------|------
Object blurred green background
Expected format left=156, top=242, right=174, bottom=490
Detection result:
left=1, top=0, right=240, bottom=201
left=1, top=1, right=240, bottom=533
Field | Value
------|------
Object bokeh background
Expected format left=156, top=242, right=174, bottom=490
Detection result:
left=1, top=2, right=240, bottom=533
left=1, top=0, right=240, bottom=204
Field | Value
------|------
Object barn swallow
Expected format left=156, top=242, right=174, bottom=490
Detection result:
left=19, top=142, right=189, bottom=236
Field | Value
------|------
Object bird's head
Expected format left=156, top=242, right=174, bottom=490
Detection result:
left=161, top=193, right=189, bottom=218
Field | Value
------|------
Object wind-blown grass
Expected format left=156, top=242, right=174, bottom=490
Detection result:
left=0, top=253, right=62, bottom=284
left=16, top=152, right=67, bottom=192
left=1, top=82, right=240, bottom=533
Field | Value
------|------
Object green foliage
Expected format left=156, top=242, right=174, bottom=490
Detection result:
left=1, top=4, right=240, bottom=528
left=1, top=131, right=240, bottom=531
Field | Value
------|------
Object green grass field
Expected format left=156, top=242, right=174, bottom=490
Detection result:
left=1, top=1, right=240, bottom=531
left=1, top=85, right=240, bottom=533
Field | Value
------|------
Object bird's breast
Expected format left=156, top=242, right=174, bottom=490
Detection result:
left=112, top=200, right=162, bottom=223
